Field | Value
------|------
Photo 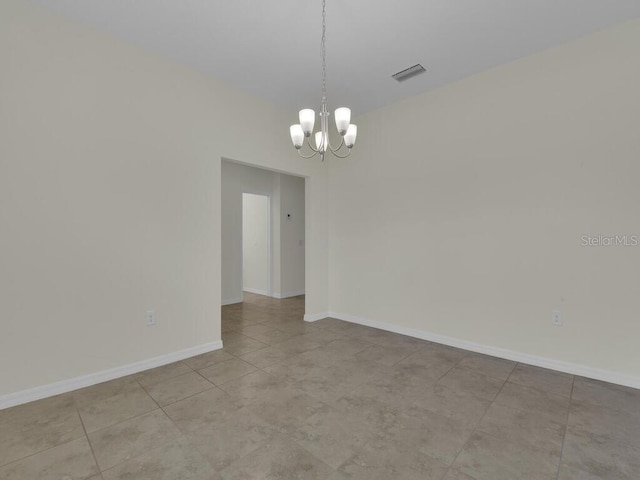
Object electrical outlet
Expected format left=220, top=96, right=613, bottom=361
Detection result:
left=145, top=310, right=156, bottom=326
left=551, top=310, right=562, bottom=326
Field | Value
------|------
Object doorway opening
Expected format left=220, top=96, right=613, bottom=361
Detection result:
left=221, top=159, right=307, bottom=352
left=221, top=158, right=306, bottom=305
left=242, top=193, right=271, bottom=297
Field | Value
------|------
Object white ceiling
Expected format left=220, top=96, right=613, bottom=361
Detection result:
left=32, top=0, right=640, bottom=116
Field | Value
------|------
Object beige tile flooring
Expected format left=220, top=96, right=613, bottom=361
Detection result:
left=1, top=292, right=639, bottom=479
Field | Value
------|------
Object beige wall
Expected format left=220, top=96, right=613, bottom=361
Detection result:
left=0, top=0, right=328, bottom=398
left=328, top=19, right=640, bottom=384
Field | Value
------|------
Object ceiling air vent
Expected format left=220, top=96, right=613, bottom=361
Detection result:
left=392, top=64, right=426, bottom=82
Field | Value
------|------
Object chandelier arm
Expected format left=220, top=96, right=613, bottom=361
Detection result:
left=329, top=148, right=352, bottom=159
left=328, top=136, right=345, bottom=154
left=306, top=136, right=322, bottom=153
left=297, top=149, right=320, bottom=159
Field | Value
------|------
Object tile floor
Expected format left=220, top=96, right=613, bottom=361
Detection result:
left=1, top=292, right=639, bottom=479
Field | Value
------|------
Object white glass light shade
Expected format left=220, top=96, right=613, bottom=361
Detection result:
left=315, top=131, right=328, bottom=151
left=334, top=107, right=351, bottom=135
left=299, top=109, right=315, bottom=136
left=290, top=124, right=304, bottom=149
left=344, top=124, right=357, bottom=148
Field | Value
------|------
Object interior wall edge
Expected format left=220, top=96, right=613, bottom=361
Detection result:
left=272, top=290, right=306, bottom=299
left=222, top=297, right=244, bottom=306
left=304, top=312, right=330, bottom=322
left=242, top=287, right=270, bottom=296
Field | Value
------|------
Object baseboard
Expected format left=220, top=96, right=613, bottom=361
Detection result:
left=329, top=311, right=640, bottom=390
left=222, top=297, right=243, bottom=306
left=304, top=312, right=329, bottom=322
left=0, top=340, right=224, bottom=410
left=243, top=288, right=269, bottom=296
left=272, top=290, right=306, bottom=299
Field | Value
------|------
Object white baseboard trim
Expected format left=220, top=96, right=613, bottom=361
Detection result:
left=0, top=340, right=224, bottom=410
left=243, top=288, right=269, bottom=296
left=304, top=312, right=329, bottom=322
left=272, top=290, right=306, bottom=299
left=222, top=297, right=243, bottom=306
left=329, top=311, right=640, bottom=390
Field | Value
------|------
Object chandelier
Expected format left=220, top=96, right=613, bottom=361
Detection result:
left=289, top=0, right=357, bottom=161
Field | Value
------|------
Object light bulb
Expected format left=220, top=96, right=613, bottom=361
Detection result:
left=344, top=124, right=357, bottom=148
left=334, top=107, right=351, bottom=135
left=290, top=124, right=304, bottom=149
left=299, top=109, right=315, bottom=137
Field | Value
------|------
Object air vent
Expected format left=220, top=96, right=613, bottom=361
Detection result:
left=392, top=64, right=426, bottom=82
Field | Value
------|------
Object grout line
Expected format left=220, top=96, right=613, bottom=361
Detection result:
left=154, top=384, right=218, bottom=410
left=192, top=368, right=216, bottom=385
left=388, top=346, right=423, bottom=368
left=80, top=400, right=187, bottom=438
left=135, top=378, right=164, bottom=411
left=555, top=374, right=576, bottom=480
left=0, top=406, right=90, bottom=470
left=443, top=362, right=514, bottom=477
left=76, top=407, right=102, bottom=474
left=135, top=363, right=219, bottom=410
left=134, top=362, right=196, bottom=391
left=212, top=365, right=273, bottom=391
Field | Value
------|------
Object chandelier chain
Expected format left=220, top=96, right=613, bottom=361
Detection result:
left=289, top=0, right=356, bottom=160
left=321, top=0, right=327, bottom=104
